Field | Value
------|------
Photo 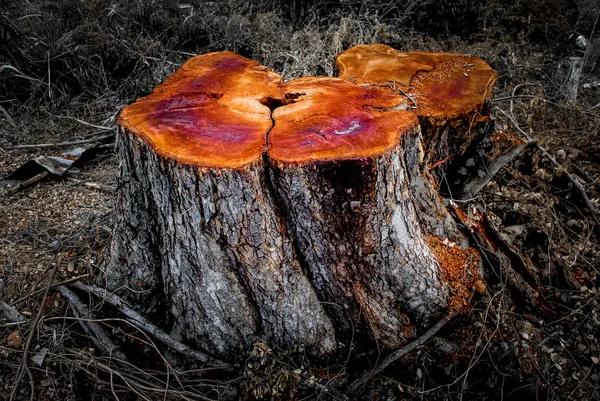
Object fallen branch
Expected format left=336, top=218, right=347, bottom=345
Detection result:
left=69, top=282, right=232, bottom=370
left=58, top=285, right=128, bottom=361
left=0, top=300, right=27, bottom=324
left=5, top=171, right=49, bottom=195
left=7, top=133, right=115, bottom=150
left=10, top=258, right=59, bottom=401
left=13, top=274, right=89, bottom=305
left=448, top=201, right=542, bottom=307
left=347, top=312, right=455, bottom=393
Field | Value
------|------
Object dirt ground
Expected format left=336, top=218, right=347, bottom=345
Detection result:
left=1, top=1, right=600, bottom=400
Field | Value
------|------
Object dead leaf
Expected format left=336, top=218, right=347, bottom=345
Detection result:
left=31, top=347, right=48, bottom=366
left=7, top=331, right=22, bottom=349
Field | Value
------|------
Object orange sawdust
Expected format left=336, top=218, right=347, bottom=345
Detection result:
left=401, top=316, right=415, bottom=339
left=425, top=236, right=482, bottom=314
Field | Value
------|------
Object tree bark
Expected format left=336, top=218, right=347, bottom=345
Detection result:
left=554, top=56, right=584, bottom=102
left=106, top=48, right=498, bottom=360
left=110, top=130, right=336, bottom=356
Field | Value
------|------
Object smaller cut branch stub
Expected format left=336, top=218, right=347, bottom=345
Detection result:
left=337, top=44, right=499, bottom=184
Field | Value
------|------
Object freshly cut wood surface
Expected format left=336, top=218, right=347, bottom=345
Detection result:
left=118, top=52, right=282, bottom=168
left=336, top=43, right=446, bottom=86
left=336, top=44, right=497, bottom=120
left=410, top=56, right=497, bottom=119
left=337, top=44, right=499, bottom=187
left=269, top=77, right=418, bottom=163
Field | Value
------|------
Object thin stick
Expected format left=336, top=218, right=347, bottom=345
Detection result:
left=347, top=312, right=455, bottom=393
left=10, top=258, right=60, bottom=401
left=538, top=147, right=600, bottom=225
left=69, top=282, right=232, bottom=370
left=65, top=177, right=115, bottom=194
left=368, top=80, right=419, bottom=107
left=5, top=171, right=49, bottom=195
left=502, top=85, right=599, bottom=224
left=493, top=95, right=600, bottom=118
left=13, top=274, right=89, bottom=305
left=58, top=285, right=128, bottom=361
left=397, top=87, right=418, bottom=108
left=43, top=110, right=115, bottom=130
left=7, top=133, right=115, bottom=150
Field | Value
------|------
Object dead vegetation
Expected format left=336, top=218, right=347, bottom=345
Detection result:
left=1, top=0, right=600, bottom=400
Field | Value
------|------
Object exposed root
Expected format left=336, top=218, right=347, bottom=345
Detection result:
left=58, top=285, right=127, bottom=361
left=69, top=282, right=232, bottom=370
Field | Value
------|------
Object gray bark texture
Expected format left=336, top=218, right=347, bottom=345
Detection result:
left=109, top=128, right=335, bottom=357
left=107, top=124, right=473, bottom=359
left=269, top=126, right=450, bottom=349
left=418, top=114, right=491, bottom=190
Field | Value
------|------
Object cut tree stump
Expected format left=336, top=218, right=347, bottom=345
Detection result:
left=107, top=47, right=505, bottom=360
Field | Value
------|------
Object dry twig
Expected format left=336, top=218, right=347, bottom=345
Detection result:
left=65, top=177, right=115, bottom=193
left=347, top=312, right=455, bottom=393
left=496, top=107, right=600, bottom=225
left=47, top=348, right=220, bottom=401
left=494, top=84, right=600, bottom=225
left=5, top=171, right=49, bottom=195
left=58, top=285, right=127, bottom=361
left=13, top=274, right=89, bottom=305
left=42, top=110, right=115, bottom=130
left=10, top=257, right=60, bottom=401
left=7, top=133, right=115, bottom=150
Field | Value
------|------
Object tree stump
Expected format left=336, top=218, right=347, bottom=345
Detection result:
left=108, top=48, right=497, bottom=360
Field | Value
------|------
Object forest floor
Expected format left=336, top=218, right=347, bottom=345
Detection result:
left=1, top=1, right=600, bottom=400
